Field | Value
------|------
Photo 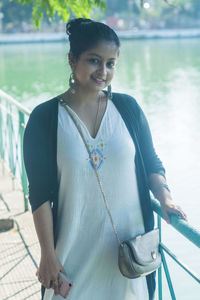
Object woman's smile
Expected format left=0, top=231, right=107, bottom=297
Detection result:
left=91, top=76, right=106, bottom=85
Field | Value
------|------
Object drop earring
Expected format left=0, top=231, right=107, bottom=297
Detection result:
left=69, top=72, right=77, bottom=94
left=107, top=84, right=112, bottom=100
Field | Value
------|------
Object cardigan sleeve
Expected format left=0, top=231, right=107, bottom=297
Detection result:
left=136, top=102, right=166, bottom=178
left=111, top=92, right=165, bottom=179
left=23, top=104, right=52, bottom=212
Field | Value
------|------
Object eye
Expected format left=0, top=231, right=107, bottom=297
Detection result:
left=88, top=58, right=100, bottom=64
left=107, top=61, right=115, bottom=68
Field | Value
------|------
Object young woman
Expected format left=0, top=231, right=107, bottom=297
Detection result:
left=23, top=18, right=187, bottom=300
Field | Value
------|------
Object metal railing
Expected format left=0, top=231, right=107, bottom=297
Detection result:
left=0, top=89, right=30, bottom=211
left=152, top=199, right=200, bottom=299
left=0, top=90, right=200, bottom=298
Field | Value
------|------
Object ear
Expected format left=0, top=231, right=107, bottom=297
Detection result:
left=68, top=52, right=76, bottom=71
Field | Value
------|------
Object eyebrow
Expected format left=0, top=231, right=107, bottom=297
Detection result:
left=87, top=53, right=116, bottom=60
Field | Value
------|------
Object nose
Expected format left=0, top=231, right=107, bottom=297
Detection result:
left=97, top=63, right=107, bottom=78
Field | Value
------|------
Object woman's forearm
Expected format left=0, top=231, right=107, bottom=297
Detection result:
left=33, top=201, right=55, bottom=256
left=149, top=173, right=172, bottom=203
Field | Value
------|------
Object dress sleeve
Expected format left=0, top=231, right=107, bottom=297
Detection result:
left=136, top=103, right=166, bottom=178
left=23, top=105, right=51, bottom=212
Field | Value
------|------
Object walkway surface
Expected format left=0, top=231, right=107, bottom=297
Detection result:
left=0, top=161, right=41, bottom=300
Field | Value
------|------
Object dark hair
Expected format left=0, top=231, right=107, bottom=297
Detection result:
left=66, top=18, right=120, bottom=59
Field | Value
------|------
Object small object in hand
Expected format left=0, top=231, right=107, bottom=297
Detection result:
left=58, top=272, right=73, bottom=299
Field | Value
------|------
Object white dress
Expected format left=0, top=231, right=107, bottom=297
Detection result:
left=44, top=99, right=149, bottom=300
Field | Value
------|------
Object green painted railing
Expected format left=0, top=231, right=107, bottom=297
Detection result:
left=0, top=90, right=200, bottom=298
left=152, top=198, right=200, bottom=299
left=0, top=90, right=30, bottom=211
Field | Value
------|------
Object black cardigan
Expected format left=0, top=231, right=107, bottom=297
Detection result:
left=23, top=92, right=165, bottom=300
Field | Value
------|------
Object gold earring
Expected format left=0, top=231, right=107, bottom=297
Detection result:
left=69, top=72, right=77, bottom=94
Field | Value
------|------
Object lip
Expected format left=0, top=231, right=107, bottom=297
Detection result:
left=92, top=77, right=106, bottom=85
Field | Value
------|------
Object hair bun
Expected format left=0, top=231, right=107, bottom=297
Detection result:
left=66, top=18, right=93, bottom=36
left=66, top=18, right=120, bottom=60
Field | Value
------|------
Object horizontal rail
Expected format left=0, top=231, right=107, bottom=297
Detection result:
left=0, top=90, right=31, bottom=116
left=151, top=198, right=200, bottom=248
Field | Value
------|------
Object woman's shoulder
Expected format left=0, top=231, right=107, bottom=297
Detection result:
left=29, top=96, right=59, bottom=124
left=112, top=92, right=142, bottom=114
left=31, top=96, right=59, bottom=116
left=24, top=96, right=59, bottom=134
left=112, top=91, right=136, bottom=101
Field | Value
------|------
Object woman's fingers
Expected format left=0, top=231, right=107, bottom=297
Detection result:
left=45, top=279, right=52, bottom=289
left=36, top=257, right=66, bottom=294
left=52, top=277, right=59, bottom=295
left=38, top=276, right=48, bottom=288
left=169, top=205, right=187, bottom=221
left=36, top=272, right=56, bottom=290
left=161, top=202, right=188, bottom=224
left=38, top=277, right=57, bottom=290
left=161, top=209, right=170, bottom=224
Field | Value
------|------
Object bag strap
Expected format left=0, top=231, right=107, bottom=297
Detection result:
left=59, top=98, right=121, bottom=247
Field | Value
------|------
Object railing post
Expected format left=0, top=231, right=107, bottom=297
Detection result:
left=0, top=99, right=4, bottom=162
left=6, top=103, right=15, bottom=189
left=160, top=248, right=176, bottom=300
left=158, top=215, right=162, bottom=300
left=19, top=111, right=29, bottom=212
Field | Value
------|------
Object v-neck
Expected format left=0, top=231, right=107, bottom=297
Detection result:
left=60, top=97, right=110, bottom=141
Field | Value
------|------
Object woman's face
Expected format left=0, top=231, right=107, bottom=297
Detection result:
left=69, top=40, right=119, bottom=93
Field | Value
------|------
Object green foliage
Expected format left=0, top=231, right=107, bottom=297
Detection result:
left=2, top=0, right=199, bottom=31
left=11, top=0, right=106, bottom=28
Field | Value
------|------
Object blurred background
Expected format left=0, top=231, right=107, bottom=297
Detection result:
left=0, top=1, right=200, bottom=299
left=0, top=0, right=200, bottom=33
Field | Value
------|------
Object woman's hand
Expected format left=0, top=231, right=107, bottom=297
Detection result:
left=36, top=250, right=66, bottom=296
left=160, top=198, right=188, bottom=224
left=32, top=202, right=67, bottom=295
left=149, top=174, right=188, bottom=225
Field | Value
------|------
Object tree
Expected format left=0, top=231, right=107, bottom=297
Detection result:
left=7, top=0, right=199, bottom=30
left=11, top=0, right=106, bottom=28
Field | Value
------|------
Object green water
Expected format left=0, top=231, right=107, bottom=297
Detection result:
left=1, top=39, right=200, bottom=298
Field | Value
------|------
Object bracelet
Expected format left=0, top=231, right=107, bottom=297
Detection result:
left=154, top=183, right=170, bottom=194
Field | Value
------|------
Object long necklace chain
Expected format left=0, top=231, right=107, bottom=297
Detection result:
left=93, top=93, right=101, bottom=137
left=62, top=92, right=104, bottom=138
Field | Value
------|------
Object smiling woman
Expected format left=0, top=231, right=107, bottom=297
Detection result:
left=23, top=18, right=187, bottom=300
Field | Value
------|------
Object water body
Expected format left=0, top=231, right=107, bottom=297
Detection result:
left=0, top=39, right=200, bottom=298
